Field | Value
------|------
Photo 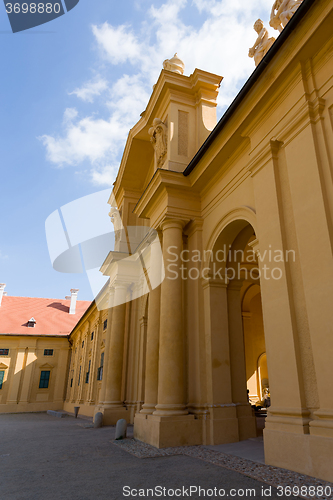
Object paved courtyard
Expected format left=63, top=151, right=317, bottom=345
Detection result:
left=0, top=413, right=331, bottom=500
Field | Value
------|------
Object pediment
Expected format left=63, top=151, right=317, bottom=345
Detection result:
left=39, top=363, right=53, bottom=369
left=0, top=362, right=8, bottom=369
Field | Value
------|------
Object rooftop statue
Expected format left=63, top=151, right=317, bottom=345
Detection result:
left=163, top=53, right=185, bottom=75
left=269, top=0, right=304, bottom=32
left=249, top=19, right=275, bottom=67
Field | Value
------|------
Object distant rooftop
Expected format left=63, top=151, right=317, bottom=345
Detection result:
left=0, top=296, right=91, bottom=337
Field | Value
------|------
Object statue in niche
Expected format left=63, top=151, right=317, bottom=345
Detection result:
left=109, top=206, right=122, bottom=243
left=248, top=19, right=275, bottom=67
left=148, top=118, right=168, bottom=168
left=269, top=0, right=304, bottom=32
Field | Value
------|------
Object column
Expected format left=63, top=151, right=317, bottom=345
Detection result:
left=7, top=348, right=26, bottom=405
left=76, top=328, right=89, bottom=404
left=87, top=318, right=101, bottom=405
left=19, top=347, right=37, bottom=404
left=202, top=277, right=239, bottom=445
left=98, top=289, right=114, bottom=406
left=227, top=279, right=256, bottom=440
left=70, top=340, right=80, bottom=403
left=101, top=282, right=129, bottom=424
left=154, top=219, right=187, bottom=416
left=53, top=345, right=70, bottom=406
left=250, top=145, right=312, bottom=474
left=136, top=315, right=147, bottom=413
left=134, top=219, right=201, bottom=447
left=140, top=234, right=162, bottom=414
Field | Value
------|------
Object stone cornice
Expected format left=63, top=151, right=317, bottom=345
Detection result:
left=134, top=168, right=200, bottom=228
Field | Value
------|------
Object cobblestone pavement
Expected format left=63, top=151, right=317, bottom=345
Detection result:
left=0, top=413, right=332, bottom=500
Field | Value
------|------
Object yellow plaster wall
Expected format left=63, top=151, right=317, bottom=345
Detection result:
left=0, top=336, right=69, bottom=413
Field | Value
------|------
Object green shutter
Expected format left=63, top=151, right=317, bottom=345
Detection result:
left=0, top=371, right=4, bottom=389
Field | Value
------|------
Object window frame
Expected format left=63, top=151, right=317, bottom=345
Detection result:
left=43, top=349, right=54, bottom=356
left=85, top=360, right=91, bottom=384
left=97, top=351, right=104, bottom=381
left=39, top=370, right=50, bottom=389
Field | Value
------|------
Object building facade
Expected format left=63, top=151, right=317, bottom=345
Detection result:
left=0, top=289, right=90, bottom=413
left=3, top=0, right=333, bottom=484
left=66, top=0, right=333, bottom=482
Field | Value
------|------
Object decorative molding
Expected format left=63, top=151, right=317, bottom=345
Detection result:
left=39, top=363, right=54, bottom=369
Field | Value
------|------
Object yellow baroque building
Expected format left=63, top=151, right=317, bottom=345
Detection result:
left=0, top=290, right=90, bottom=413
left=66, top=0, right=333, bottom=482
left=3, top=0, right=333, bottom=484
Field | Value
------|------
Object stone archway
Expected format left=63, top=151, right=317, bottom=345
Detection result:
left=202, top=215, right=266, bottom=444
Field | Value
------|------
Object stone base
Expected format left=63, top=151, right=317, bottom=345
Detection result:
left=134, top=413, right=202, bottom=448
left=236, top=404, right=257, bottom=441
left=204, top=416, right=239, bottom=445
left=203, top=405, right=256, bottom=445
left=98, top=406, right=129, bottom=426
left=264, top=428, right=333, bottom=482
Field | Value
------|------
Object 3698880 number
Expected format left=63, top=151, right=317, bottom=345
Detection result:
left=5, top=3, right=61, bottom=14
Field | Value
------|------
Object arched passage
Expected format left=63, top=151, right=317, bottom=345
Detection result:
left=203, top=214, right=269, bottom=444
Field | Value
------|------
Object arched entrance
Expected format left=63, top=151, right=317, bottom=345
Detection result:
left=205, top=215, right=269, bottom=443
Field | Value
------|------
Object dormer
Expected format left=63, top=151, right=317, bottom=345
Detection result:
left=27, top=317, right=36, bottom=328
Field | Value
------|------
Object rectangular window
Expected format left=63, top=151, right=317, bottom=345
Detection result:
left=97, top=352, right=104, bottom=381
left=70, top=378, right=73, bottom=388
left=82, top=341, right=84, bottom=348
left=85, top=360, right=91, bottom=384
left=39, top=370, right=50, bottom=389
left=0, top=371, right=4, bottom=389
left=103, top=319, right=107, bottom=330
left=78, top=366, right=81, bottom=386
left=44, top=349, right=53, bottom=356
left=0, top=349, right=9, bottom=356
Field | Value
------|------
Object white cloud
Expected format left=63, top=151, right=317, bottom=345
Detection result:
left=41, top=0, right=276, bottom=185
left=69, top=77, right=108, bottom=103
left=92, top=24, right=142, bottom=65
left=40, top=74, right=150, bottom=185
left=90, top=166, right=117, bottom=186
left=0, top=250, right=8, bottom=260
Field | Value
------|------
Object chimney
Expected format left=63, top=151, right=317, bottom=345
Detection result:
left=68, top=289, right=79, bottom=315
left=0, top=284, right=6, bottom=307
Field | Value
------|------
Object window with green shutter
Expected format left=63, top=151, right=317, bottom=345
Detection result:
left=39, top=370, right=50, bottom=389
left=0, top=371, right=4, bottom=389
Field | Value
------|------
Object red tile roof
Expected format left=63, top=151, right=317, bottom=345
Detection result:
left=0, top=296, right=91, bottom=336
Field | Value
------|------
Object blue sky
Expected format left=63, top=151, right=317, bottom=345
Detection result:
left=0, top=0, right=274, bottom=301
